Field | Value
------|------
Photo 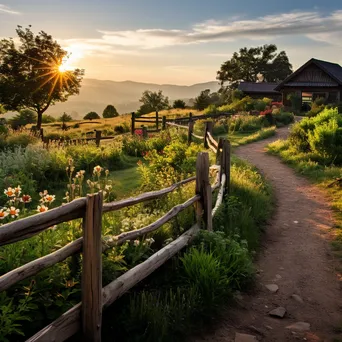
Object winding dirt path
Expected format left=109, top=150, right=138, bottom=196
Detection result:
left=197, top=126, right=342, bottom=341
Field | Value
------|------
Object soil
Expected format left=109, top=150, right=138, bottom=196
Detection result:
left=195, top=126, right=342, bottom=342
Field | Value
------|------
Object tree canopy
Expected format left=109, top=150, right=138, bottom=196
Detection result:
left=0, top=26, right=84, bottom=129
left=217, top=44, right=292, bottom=89
left=58, top=112, right=73, bottom=122
left=103, top=105, right=118, bottom=118
left=8, top=109, right=37, bottom=129
left=173, top=99, right=186, bottom=109
left=193, top=89, right=222, bottom=110
left=84, top=111, right=100, bottom=120
left=138, top=90, right=169, bottom=115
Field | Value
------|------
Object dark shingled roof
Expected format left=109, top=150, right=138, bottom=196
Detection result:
left=275, top=58, right=342, bottom=91
left=238, top=82, right=279, bottom=94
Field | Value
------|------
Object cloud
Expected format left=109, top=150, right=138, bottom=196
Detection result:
left=0, top=4, right=20, bottom=15
left=92, top=10, right=342, bottom=49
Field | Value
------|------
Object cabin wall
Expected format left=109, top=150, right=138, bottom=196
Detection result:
left=290, top=64, right=337, bottom=84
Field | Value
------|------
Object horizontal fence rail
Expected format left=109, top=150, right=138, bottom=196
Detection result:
left=0, top=122, right=231, bottom=342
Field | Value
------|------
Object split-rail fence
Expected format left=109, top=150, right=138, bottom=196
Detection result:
left=0, top=124, right=231, bottom=342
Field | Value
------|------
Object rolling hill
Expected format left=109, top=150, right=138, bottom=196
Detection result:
left=45, top=79, right=220, bottom=119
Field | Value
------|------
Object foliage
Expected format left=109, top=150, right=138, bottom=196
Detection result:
left=0, top=26, right=84, bottom=129
left=137, top=90, right=169, bottom=115
left=288, top=108, right=342, bottom=164
left=286, top=93, right=301, bottom=112
left=194, top=89, right=221, bottom=110
left=217, top=44, right=292, bottom=88
left=41, top=114, right=56, bottom=123
left=58, top=112, right=73, bottom=122
left=83, top=111, right=100, bottom=120
left=173, top=99, right=186, bottom=109
left=8, top=109, right=37, bottom=129
left=103, top=105, right=119, bottom=118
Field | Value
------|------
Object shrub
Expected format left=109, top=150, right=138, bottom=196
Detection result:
left=273, top=111, right=294, bottom=126
left=42, top=115, right=56, bottom=123
left=83, top=112, right=100, bottom=120
left=114, top=124, right=129, bottom=134
left=287, top=93, right=301, bottom=112
left=58, top=112, right=73, bottom=122
left=173, top=99, right=186, bottom=109
left=8, top=109, right=37, bottom=129
left=4, top=133, right=39, bottom=149
left=103, top=105, right=119, bottom=118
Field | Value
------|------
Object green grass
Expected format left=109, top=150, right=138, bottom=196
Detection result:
left=110, top=166, right=141, bottom=198
left=267, top=139, right=342, bottom=257
left=215, top=126, right=276, bottom=147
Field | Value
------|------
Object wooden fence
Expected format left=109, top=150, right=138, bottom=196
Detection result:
left=131, top=111, right=233, bottom=136
left=0, top=127, right=231, bottom=342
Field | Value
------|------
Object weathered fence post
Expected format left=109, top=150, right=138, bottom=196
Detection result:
left=189, top=112, right=193, bottom=122
left=40, top=128, right=44, bottom=141
left=82, top=192, right=103, bottom=342
left=204, top=121, right=213, bottom=148
left=95, top=130, right=102, bottom=147
left=162, top=116, right=166, bottom=130
left=195, top=152, right=213, bottom=231
left=142, top=125, right=148, bottom=139
left=220, top=140, right=231, bottom=194
left=187, top=120, right=194, bottom=145
left=156, top=111, right=159, bottom=131
left=131, top=112, right=135, bottom=135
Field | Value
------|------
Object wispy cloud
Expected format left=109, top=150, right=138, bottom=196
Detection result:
left=0, top=4, right=20, bottom=15
left=93, top=10, right=342, bottom=49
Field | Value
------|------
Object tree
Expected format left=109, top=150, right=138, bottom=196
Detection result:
left=138, top=90, right=169, bottom=115
left=58, top=112, right=73, bottom=122
left=217, top=44, right=292, bottom=89
left=193, top=89, right=222, bottom=110
left=173, top=99, right=186, bottom=109
left=103, top=105, right=119, bottom=118
left=0, top=26, right=84, bottom=129
left=42, top=114, right=56, bottom=123
left=8, top=109, right=37, bottom=129
left=84, top=111, right=100, bottom=120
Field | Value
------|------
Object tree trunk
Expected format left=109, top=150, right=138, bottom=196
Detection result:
left=37, top=111, right=43, bottom=130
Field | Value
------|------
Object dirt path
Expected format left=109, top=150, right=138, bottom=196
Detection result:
left=197, top=126, right=342, bottom=342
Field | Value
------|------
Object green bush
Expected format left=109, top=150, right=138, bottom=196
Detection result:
left=4, top=133, right=39, bottom=149
left=273, top=111, right=294, bottom=126
left=229, top=115, right=267, bottom=132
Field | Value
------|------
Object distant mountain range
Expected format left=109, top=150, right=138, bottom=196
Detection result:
left=44, top=79, right=220, bottom=119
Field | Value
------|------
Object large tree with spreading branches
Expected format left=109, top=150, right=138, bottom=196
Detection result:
left=0, top=26, right=84, bottom=129
left=217, top=44, right=292, bottom=89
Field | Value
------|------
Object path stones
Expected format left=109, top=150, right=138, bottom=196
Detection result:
left=291, top=294, right=304, bottom=303
left=235, top=332, right=258, bottom=342
left=265, top=284, right=279, bottom=293
left=286, top=322, right=310, bottom=332
left=269, top=307, right=286, bottom=318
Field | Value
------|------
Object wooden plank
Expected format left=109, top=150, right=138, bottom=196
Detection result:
left=0, top=198, right=86, bottom=246
left=102, top=176, right=196, bottom=213
left=134, top=119, right=157, bottom=123
left=131, top=112, right=135, bottom=135
left=82, top=192, right=103, bottom=342
left=102, top=224, right=200, bottom=308
left=191, top=133, right=204, bottom=140
left=212, top=173, right=226, bottom=217
left=166, top=122, right=188, bottom=129
left=102, top=195, right=200, bottom=249
left=26, top=303, right=81, bottom=342
left=0, top=238, right=82, bottom=293
left=222, top=140, right=231, bottom=194
left=187, top=121, right=194, bottom=145
left=207, top=132, right=218, bottom=149
left=195, top=153, right=212, bottom=230
left=95, top=130, right=101, bottom=147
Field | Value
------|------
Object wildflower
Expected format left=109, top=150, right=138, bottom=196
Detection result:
left=4, top=187, right=15, bottom=197
left=76, top=170, right=86, bottom=178
left=21, top=194, right=32, bottom=203
left=105, top=185, right=112, bottom=191
left=14, top=185, right=22, bottom=196
left=93, top=165, right=103, bottom=175
left=0, top=208, right=8, bottom=220
left=145, top=238, right=155, bottom=245
left=37, top=205, right=48, bottom=213
left=39, top=190, right=48, bottom=197
left=44, top=194, right=55, bottom=203
left=105, top=169, right=109, bottom=176
left=7, top=206, right=20, bottom=218
left=133, top=240, right=140, bottom=246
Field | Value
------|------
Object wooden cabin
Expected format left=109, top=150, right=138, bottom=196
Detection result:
left=238, top=82, right=281, bottom=101
left=275, top=58, right=342, bottom=107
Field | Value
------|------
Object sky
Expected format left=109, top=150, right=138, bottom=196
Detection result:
left=0, top=0, right=342, bottom=85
